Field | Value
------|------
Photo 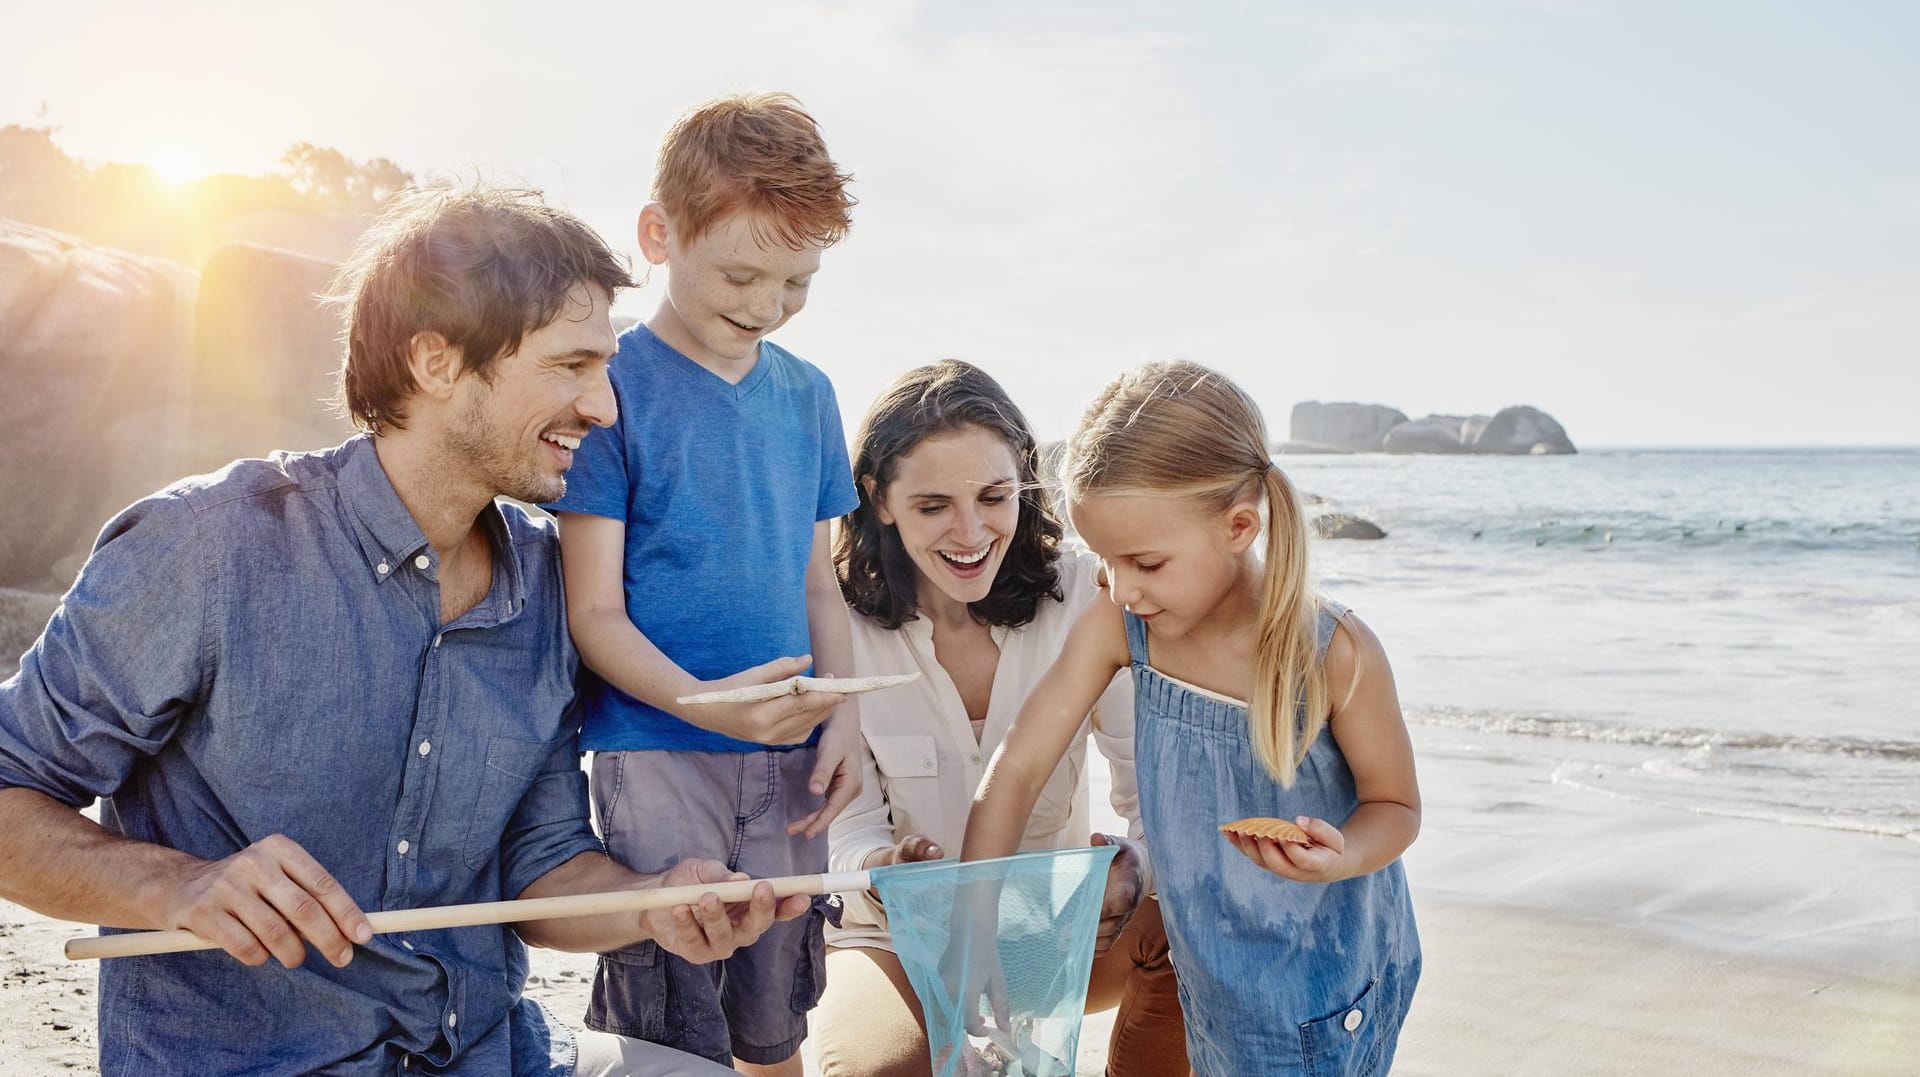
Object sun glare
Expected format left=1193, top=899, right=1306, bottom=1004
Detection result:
left=148, top=145, right=206, bottom=187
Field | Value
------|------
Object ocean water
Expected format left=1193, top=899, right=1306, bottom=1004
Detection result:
left=1283, top=448, right=1920, bottom=843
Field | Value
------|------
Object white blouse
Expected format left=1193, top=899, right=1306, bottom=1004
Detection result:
left=826, top=549, right=1148, bottom=952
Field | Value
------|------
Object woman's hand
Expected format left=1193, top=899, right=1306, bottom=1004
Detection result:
left=1224, top=816, right=1349, bottom=883
left=861, top=834, right=944, bottom=905
left=1089, top=833, right=1145, bottom=952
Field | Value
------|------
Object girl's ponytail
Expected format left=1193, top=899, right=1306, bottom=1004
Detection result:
left=1249, top=462, right=1327, bottom=786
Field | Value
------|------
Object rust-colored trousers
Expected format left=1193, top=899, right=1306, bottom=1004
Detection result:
left=812, top=894, right=1189, bottom=1077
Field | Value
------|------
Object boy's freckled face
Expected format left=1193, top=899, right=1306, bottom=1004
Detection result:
left=652, top=211, right=824, bottom=373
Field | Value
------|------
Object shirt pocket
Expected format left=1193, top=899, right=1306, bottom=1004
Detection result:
left=461, top=735, right=558, bottom=869
left=866, top=733, right=943, bottom=842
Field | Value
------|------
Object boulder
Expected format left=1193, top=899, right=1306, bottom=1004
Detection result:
left=1289, top=402, right=1408, bottom=453
left=1, top=588, right=60, bottom=675
left=189, top=242, right=353, bottom=473
left=1473, top=405, right=1576, bottom=455
left=1311, top=513, right=1386, bottom=540
left=1382, top=415, right=1477, bottom=454
left=0, top=220, right=198, bottom=588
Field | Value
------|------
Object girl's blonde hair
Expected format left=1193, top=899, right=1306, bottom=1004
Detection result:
left=1061, top=361, right=1326, bottom=786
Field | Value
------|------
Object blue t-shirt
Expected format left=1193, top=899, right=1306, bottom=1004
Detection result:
left=545, top=324, right=860, bottom=753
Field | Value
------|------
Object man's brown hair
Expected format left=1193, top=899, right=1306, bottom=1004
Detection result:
left=331, top=185, right=634, bottom=433
left=652, top=93, right=856, bottom=250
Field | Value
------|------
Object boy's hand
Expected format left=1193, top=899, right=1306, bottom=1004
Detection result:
left=683, top=656, right=844, bottom=744
left=787, top=709, right=863, bottom=838
left=1224, top=815, right=1349, bottom=883
left=641, top=859, right=810, bottom=964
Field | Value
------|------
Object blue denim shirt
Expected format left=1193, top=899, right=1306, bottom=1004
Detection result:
left=0, top=436, right=604, bottom=1076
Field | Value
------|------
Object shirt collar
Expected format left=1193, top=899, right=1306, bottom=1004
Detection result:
left=335, top=437, right=524, bottom=615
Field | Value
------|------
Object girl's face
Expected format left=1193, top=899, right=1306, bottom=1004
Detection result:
left=1070, top=492, right=1260, bottom=640
left=873, top=425, right=1023, bottom=612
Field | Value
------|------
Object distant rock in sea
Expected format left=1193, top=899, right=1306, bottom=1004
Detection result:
left=1311, top=512, right=1387, bottom=540
left=1286, top=399, right=1576, bottom=456
left=1288, top=402, right=1408, bottom=452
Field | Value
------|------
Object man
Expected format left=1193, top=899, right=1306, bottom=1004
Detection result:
left=0, top=186, right=806, bottom=1075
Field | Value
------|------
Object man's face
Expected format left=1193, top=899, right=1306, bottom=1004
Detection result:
left=446, top=282, right=619, bottom=503
left=648, top=209, right=824, bottom=373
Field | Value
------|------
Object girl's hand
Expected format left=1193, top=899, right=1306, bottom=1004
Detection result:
left=1225, top=815, right=1348, bottom=883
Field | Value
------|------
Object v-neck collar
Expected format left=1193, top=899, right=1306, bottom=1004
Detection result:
left=635, top=323, right=772, bottom=404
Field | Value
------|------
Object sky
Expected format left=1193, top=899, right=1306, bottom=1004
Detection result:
left=4, top=0, right=1916, bottom=446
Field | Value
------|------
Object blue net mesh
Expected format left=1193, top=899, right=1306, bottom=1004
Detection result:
left=872, top=845, right=1118, bottom=1077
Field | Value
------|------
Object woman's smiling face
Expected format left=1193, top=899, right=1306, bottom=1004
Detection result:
left=872, top=424, right=1023, bottom=611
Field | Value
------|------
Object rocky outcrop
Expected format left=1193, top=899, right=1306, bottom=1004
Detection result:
left=1383, top=415, right=1479, bottom=454
left=1289, top=402, right=1408, bottom=452
left=0, top=224, right=358, bottom=591
left=1288, top=398, right=1577, bottom=456
left=189, top=243, right=352, bottom=474
left=0, top=220, right=198, bottom=589
left=1472, top=405, right=1576, bottom=455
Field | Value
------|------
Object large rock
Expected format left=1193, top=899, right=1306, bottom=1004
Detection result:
left=1473, top=405, right=1576, bottom=455
left=1, top=588, right=61, bottom=674
left=189, top=243, right=353, bottom=473
left=0, top=220, right=198, bottom=589
left=1382, top=414, right=1479, bottom=454
left=1289, top=402, right=1408, bottom=453
left=1311, top=512, right=1387, bottom=540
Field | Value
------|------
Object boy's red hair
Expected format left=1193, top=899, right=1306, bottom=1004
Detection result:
left=653, top=92, right=856, bottom=250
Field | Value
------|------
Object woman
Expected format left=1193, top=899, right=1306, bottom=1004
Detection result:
left=813, top=360, right=1188, bottom=1076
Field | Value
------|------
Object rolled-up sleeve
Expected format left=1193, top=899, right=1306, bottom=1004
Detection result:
left=827, top=734, right=896, bottom=932
left=498, top=727, right=605, bottom=900
left=0, top=494, right=213, bottom=807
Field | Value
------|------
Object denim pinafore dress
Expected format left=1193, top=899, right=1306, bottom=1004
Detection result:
left=1127, top=602, right=1420, bottom=1076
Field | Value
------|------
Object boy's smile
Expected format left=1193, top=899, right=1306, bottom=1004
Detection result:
left=639, top=207, right=824, bottom=381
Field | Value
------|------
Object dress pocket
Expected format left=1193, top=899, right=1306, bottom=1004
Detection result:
left=1301, top=974, right=1391, bottom=1077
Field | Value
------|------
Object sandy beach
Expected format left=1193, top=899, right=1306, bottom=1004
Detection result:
left=5, top=724, right=1915, bottom=1075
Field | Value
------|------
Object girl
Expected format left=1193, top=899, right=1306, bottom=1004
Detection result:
left=817, top=360, right=1188, bottom=1075
left=961, top=361, right=1421, bottom=1076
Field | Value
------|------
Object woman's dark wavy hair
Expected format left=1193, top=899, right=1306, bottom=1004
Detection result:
left=835, top=360, right=1064, bottom=630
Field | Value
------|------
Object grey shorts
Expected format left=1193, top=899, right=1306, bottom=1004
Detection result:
left=586, top=747, right=835, bottom=1066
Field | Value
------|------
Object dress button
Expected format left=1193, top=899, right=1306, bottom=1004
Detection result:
left=418, top=740, right=432, bottom=757
left=376, top=563, right=390, bottom=576
left=414, top=554, right=430, bottom=570
left=396, top=839, right=410, bottom=855
left=1343, top=1008, right=1364, bottom=1032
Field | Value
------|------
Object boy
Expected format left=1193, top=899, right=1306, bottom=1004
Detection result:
left=547, top=94, right=861, bottom=1074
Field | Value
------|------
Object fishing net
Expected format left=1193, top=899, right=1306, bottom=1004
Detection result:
left=873, top=845, right=1117, bottom=1076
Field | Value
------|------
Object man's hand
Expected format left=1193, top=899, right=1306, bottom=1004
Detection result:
left=162, top=834, right=372, bottom=969
left=786, top=712, right=863, bottom=838
left=1089, top=833, right=1145, bottom=953
left=640, top=859, right=810, bottom=964
left=684, top=656, right=845, bottom=745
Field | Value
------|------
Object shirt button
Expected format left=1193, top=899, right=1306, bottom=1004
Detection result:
left=447, top=1011, right=458, bottom=1029
left=376, top=562, right=390, bottom=576
left=396, top=839, right=410, bottom=856
left=414, top=554, right=430, bottom=570
left=418, top=740, right=432, bottom=757
left=401, top=939, right=414, bottom=950
left=433, top=635, right=443, bottom=649
left=1343, top=1008, right=1364, bottom=1032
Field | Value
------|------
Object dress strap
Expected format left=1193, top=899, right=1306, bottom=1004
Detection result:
left=1315, top=597, right=1348, bottom=661
left=1122, top=609, right=1151, bottom=666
